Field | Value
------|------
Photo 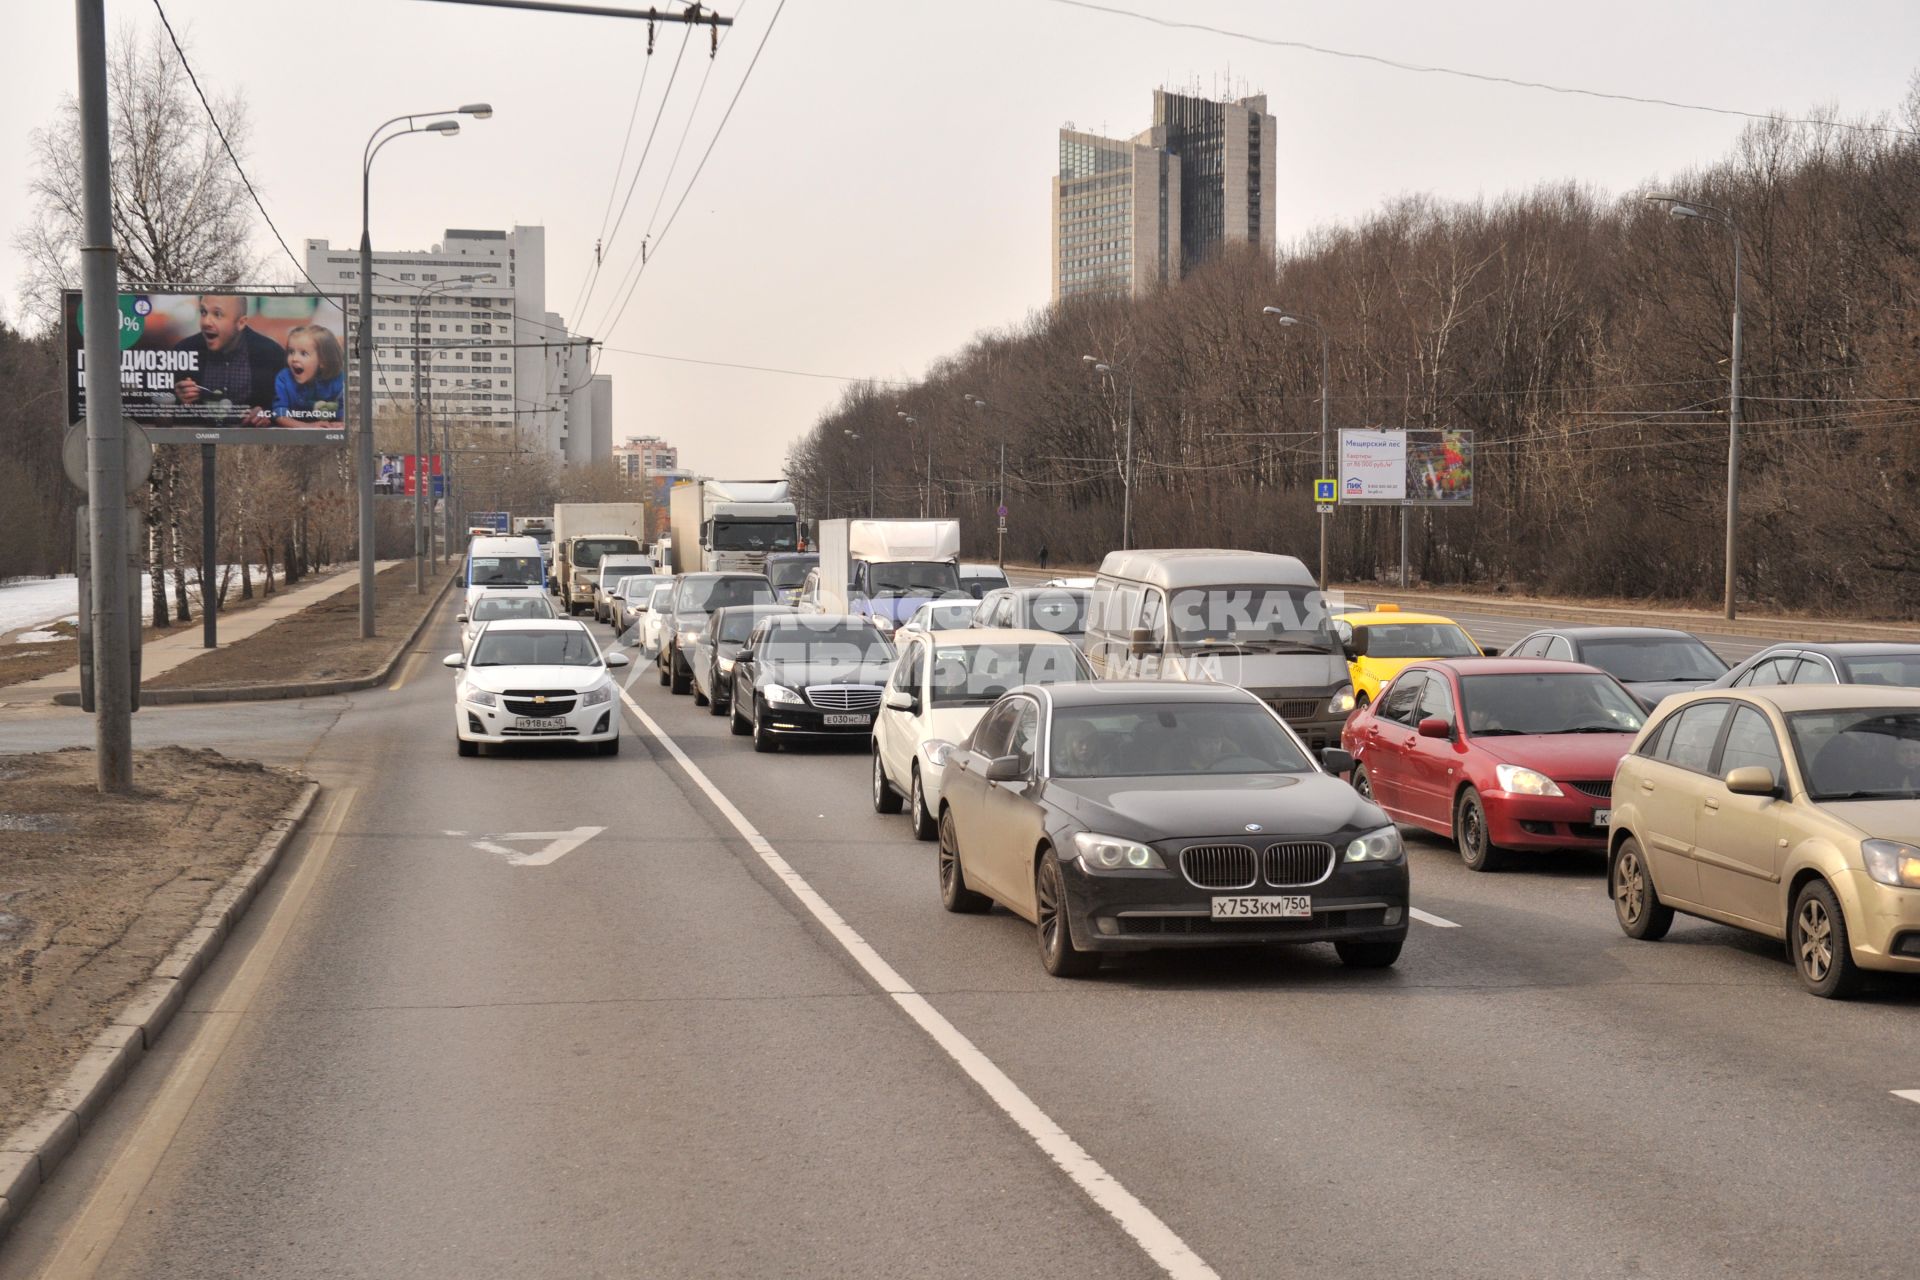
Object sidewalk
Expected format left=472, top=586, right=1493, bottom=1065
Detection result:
left=1, top=562, right=401, bottom=704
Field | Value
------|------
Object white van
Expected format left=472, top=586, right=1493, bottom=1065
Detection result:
left=1085, top=548, right=1355, bottom=752
left=463, top=535, right=547, bottom=613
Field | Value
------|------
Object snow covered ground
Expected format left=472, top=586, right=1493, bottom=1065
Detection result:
left=0, top=568, right=271, bottom=640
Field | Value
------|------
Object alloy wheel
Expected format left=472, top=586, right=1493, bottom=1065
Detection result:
left=1614, top=848, right=1646, bottom=925
left=1038, top=860, right=1064, bottom=957
left=1797, top=898, right=1833, bottom=983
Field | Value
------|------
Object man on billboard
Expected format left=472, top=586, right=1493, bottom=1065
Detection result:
left=172, top=294, right=286, bottom=424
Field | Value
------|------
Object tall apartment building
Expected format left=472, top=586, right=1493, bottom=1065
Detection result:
left=303, top=225, right=610, bottom=464
left=612, top=435, right=680, bottom=480
left=1051, top=89, right=1276, bottom=302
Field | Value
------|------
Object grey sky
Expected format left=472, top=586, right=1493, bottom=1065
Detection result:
left=4, top=1, right=1916, bottom=477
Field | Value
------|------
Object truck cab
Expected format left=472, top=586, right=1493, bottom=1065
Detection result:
left=809, top=519, right=963, bottom=638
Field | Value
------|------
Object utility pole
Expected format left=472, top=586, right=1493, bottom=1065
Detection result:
left=75, top=0, right=133, bottom=793
left=413, top=296, right=426, bottom=593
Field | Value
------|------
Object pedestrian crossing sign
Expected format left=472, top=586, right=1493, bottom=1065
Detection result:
left=1314, top=478, right=1338, bottom=503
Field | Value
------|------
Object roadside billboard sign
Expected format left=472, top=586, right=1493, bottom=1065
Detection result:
left=374, top=453, right=442, bottom=497
left=64, top=289, right=349, bottom=444
left=1338, top=430, right=1406, bottom=503
left=473, top=511, right=512, bottom=534
left=1406, top=428, right=1473, bottom=505
left=1338, top=429, right=1474, bottom=506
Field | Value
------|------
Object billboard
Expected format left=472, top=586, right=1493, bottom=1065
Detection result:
left=375, top=453, right=443, bottom=497
left=1339, top=428, right=1473, bottom=506
left=64, top=290, right=349, bottom=444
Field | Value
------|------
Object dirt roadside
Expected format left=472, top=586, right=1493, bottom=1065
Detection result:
left=0, top=747, right=306, bottom=1135
left=148, top=561, right=452, bottom=690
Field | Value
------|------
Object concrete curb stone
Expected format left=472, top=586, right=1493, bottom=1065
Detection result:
left=0, top=779, right=320, bottom=1243
left=52, top=569, right=457, bottom=707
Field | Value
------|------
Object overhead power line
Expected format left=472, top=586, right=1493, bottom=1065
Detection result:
left=1045, top=0, right=1920, bottom=138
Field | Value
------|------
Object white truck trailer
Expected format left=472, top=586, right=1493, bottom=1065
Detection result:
left=812, top=518, right=962, bottom=634
left=668, top=479, right=799, bottom=574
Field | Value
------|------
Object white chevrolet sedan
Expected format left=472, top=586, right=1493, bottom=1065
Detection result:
left=871, top=627, right=1091, bottom=839
left=444, top=619, right=630, bottom=757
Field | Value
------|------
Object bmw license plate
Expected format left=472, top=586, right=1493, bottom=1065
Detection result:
left=1594, top=809, right=1612, bottom=826
left=822, top=713, right=870, bottom=726
left=1211, top=895, right=1311, bottom=919
left=513, top=716, right=566, bottom=730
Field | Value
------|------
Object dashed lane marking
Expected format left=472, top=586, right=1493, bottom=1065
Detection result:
left=1893, top=1090, right=1920, bottom=1105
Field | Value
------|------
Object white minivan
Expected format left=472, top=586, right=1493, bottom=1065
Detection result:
left=463, top=535, right=547, bottom=614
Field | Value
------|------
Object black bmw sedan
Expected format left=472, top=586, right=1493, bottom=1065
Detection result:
left=935, top=681, right=1409, bottom=976
left=729, top=614, right=896, bottom=752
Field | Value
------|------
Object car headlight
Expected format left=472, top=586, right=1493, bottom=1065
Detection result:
left=1073, top=831, right=1164, bottom=871
left=1328, top=684, right=1356, bottom=715
left=869, top=615, right=895, bottom=633
left=1495, top=764, right=1563, bottom=796
left=920, top=738, right=955, bottom=768
left=580, top=683, right=613, bottom=707
left=1862, top=839, right=1920, bottom=888
left=461, top=685, right=497, bottom=707
left=718, top=656, right=736, bottom=675
left=764, top=684, right=804, bottom=705
left=1344, top=825, right=1405, bottom=863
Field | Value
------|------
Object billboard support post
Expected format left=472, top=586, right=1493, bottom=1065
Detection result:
left=201, top=443, right=217, bottom=648
left=1399, top=504, right=1409, bottom=590
left=75, top=0, right=133, bottom=793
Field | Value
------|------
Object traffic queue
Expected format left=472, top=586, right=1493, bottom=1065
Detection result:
left=445, top=517, right=1920, bottom=999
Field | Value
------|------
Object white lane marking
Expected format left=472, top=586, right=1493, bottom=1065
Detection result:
left=471, top=826, right=605, bottom=867
left=1410, top=907, right=1460, bottom=929
left=1892, top=1089, right=1920, bottom=1105
left=616, top=687, right=1217, bottom=1280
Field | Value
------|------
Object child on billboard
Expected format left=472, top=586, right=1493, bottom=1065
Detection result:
left=271, top=323, right=345, bottom=427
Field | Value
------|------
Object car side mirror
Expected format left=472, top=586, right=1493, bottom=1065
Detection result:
left=605, top=651, right=631, bottom=668
left=1128, top=626, right=1156, bottom=656
left=456, top=613, right=469, bottom=623
left=1417, top=716, right=1452, bottom=739
left=1339, top=639, right=1358, bottom=660
left=1724, top=765, right=1778, bottom=797
left=1320, top=747, right=1355, bottom=776
left=442, top=653, right=465, bottom=669
left=884, top=688, right=919, bottom=714
left=984, top=754, right=1025, bottom=783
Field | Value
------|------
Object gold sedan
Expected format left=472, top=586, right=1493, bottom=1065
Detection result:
left=1608, top=685, right=1920, bottom=997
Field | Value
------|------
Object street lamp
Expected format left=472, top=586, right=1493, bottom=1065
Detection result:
left=1647, top=194, right=1743, bottom=620
left=896, top=410, right=931, bottom=518
left=1264, top=306, right=1332, bottom=586
left=1082, top=355, right=1135, bottom=551
left=964, top=394, right=1006, bottom=566
left=356, top=103, right=490, bottom=636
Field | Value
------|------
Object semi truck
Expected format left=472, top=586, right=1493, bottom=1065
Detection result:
left=811, top=518, right=962, bottom=635
left=667, top=479, right=799, bottom=574
left=552, top=502, right=648, bottom=616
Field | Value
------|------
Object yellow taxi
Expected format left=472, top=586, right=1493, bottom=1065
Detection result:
left=1331, top=605, right=1484, bottom=707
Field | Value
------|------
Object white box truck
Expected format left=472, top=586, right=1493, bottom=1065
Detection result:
left=668, top=479, right=799, bottom=574
left=811, top=518, right=962, bottom=635
left=552, top=502, right=647, bottom=616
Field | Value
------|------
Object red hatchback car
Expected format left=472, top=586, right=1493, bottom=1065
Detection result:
left=1339, top=658, right=1648, bottom=870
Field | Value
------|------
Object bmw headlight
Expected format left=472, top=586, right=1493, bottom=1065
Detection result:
left=1495, top=764, right=1563, bottom=796
left=461, top=684, right=498, bottom=707
left=1862, top=839, right=1920, bottom=888
left=1329, top=684, right=1356, bottom=715
left=765, top=684, right=804, bottom=705
left=580, top=683, right=613, bottom=707
left=1073, top=831, right=1165, bottom=871
left=1344, top=825, right=1405, bottom=863
left=920, top=738, right=955, bottom=768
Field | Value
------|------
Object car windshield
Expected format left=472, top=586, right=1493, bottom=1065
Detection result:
left=1579, top=636, right=1727, bottom=682
left=712, top=521, right=798, bottom=552
left=767, top=559, right=815, bottom=589
left=1788, top=708, right=1920, bottom=800
left=1166, top=586, right=1337, bottom=652
left=520, top=528, right=553, bottom=546
left=469, top=629, right=601, bottom=667
left=601, top=562, right=650, bottom=583
left=1050, top=701, right=1311, bottom=778
left=1362, top=622, right=1479, bottom=658
left=928, top=643, right=1086, bottom=706
left=647, top=584, right=673, bottom=607
left=918, top=602, right=979, bottom=630
left=1839, top=654, right=1920, bottom=687
left=759, top=622, right=891, bottom=663
left=1022, top=590, right=1087, bottom=635
left=715, top=611, right=770, bottom=643
left=869, top=561, right=961, bottom=596
left=472, top=596, right=553, bottom=622
left=618, top=576, right=667, bottom=602
left=1458, top=673, right=1646, bottom=736
left=573, top=538, right=639, bottom=569
left=468, top=556, right=542, bottom=586
left=677, top=576, right=775, bottom=612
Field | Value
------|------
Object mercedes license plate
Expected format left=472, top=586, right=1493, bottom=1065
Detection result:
left=822, top=713, right=870, bottom=726
left=513, top=716, right=566, bottom=730
left=1211, top=895, right=1311, bottom=920
left=1594, top=809, right=1612, bottom=826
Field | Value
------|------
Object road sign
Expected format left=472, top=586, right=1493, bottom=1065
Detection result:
left=997, top=504, right=1008, bottom=518
left=63, top=420, right=154, bottom=493
left=1317, top=503, right=1336, bottom=515
left=1313, top=478, right=1337, bottom=503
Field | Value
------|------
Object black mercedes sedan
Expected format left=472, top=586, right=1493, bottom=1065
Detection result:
left=935, top=681, right=1409, bottom=976
left=729, top=613, right=896, bottom=752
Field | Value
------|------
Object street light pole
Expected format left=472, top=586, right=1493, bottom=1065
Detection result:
left=1647, top=195, right=1743, bottom=620
left=1085, top=357, right=1134, bottom=551
left=1264, top=308, right=1331, bottom=585
left=965, top=394, right=1005, bottom=565
left=897, top=411, right=929, bottom=518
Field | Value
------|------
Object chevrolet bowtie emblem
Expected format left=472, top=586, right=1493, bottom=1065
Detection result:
left=533, top=696, right=547, bottom=704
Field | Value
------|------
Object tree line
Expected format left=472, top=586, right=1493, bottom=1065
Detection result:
left=787, top=87, right=1920, bottom=615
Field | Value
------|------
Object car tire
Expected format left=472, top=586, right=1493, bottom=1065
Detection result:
left=1610, top=836, right=1673, bottom=940
left=457, top=736, right=478, bottom=758
left=1791, top=880, right=1866, bottom=999
left=1036, top=853, right=1097, bottom=976
left=598, top=736, right=620, bottom=757
left=909, top=767, right=936, bottom=842
left=1355, top=691, right=1371, bottom=709
left=1352, top=764, right=1375, bottom=802
left=670, top=658, right=692, bottom=695
left=1334, top=938, right=1401, bottom=968
left=658, top=649, right=671, bottom=686
left=872, top=749, right=904, bottom=814
left=752, top=700, right=778, bottom=753
left=693, top=684, right=708, bottom=707
left=937, top=807, right=990, bottom=913
left=1454, top=786, right=1508, bottom=872
left=708, top=681, right=727, bottom=716
left=730, top=694, right=751, bottom=736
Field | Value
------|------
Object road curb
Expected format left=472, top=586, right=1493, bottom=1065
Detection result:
left=52, top=571, right=456, bottom=707
left=0, top=779, right=321, bottom=1245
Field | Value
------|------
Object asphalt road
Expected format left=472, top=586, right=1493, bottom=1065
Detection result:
left=4, top=594, right=1919, bottom=1278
